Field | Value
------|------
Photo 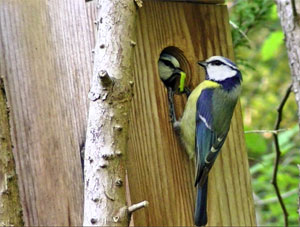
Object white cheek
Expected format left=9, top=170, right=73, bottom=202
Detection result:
left=158, top=61, right=172, bottom=80
left=207, top=65, right=236, bottom=81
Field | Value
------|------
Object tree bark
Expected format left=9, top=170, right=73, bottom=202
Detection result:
left=0, top=77, right=23, bottom=226
left=276, top=0, right=300, bottom=125
left=83, top=1, right=137, bottom=226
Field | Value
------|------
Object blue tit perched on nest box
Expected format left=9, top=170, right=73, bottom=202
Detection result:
left=174, top=56, right=242, bottom=226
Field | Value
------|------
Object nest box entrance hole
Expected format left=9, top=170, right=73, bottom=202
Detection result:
left=158, top=46, right=192, bottom=119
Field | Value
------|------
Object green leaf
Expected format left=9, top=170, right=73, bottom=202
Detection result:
left=278, top=125, right=298, bottom=147
left=261, top=31, right=284, bottom=61
left=270, top=5, right=278, bottom=20
left=245, top=132, right=267, bottom=156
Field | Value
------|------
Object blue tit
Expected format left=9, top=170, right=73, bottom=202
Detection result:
left=158, top=53, right=190, bottom=122
left=174, top=56, right=242, bottom=226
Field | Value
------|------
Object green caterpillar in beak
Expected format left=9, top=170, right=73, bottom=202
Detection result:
left=179, top=71, right=187, bottom=93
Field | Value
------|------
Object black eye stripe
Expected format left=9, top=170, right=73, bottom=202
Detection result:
left=207, top=60, right=238, bottom=71
left=160, top=59, right=175, bottom=68
left=208, top=60, right=223, bottom=66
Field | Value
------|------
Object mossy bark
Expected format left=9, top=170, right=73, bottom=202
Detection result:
left=0, top=77, right=24, bottom=226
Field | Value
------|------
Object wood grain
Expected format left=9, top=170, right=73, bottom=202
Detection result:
left=0, top=1, right=92, bottom=225
left=127, top=1, right=256, bottom=226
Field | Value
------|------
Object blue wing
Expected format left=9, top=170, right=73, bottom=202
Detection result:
left=194, top=86, right=235, bottom=226
left=194, top=88, right=228, bottom=187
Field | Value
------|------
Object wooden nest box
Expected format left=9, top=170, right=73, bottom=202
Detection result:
left=127, top=0, right=256, bottom=226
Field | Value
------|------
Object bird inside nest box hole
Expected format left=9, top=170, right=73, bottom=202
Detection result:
left=157, top=46, right=194, bottom=120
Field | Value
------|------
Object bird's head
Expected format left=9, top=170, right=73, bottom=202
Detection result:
left=158, top=53, right=187, bottom=94
left=198, top=56, right=242, bottom=89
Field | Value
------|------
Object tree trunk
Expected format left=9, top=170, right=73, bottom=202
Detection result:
left=0, top=77, right=23, bottom=226
left=276, top=0, right=300, bottom=124
left=83, top=1, right=137, bottom=226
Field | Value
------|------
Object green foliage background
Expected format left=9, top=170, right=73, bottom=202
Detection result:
left=228, top=0, right=299, bottom=225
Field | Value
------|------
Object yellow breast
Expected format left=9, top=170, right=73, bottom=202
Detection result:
left=179, top=80, right=220, bottom=159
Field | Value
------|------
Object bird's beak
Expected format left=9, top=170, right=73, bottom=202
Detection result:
left=197, top=61, right=207, bottom=68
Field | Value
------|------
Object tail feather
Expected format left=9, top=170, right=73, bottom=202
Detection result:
left=194, top=180, right=208, bottom=226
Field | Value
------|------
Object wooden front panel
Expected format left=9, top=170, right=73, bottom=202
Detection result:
left=127, top=1, right=256, bottom=226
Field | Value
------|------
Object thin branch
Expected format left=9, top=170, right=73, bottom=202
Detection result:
left=134, top=0, right=143, bottom=8
left=271, top=84, right=292, bottom=227
left=255, top=188, right=298, bottom=206
left=244, top=129, right=288, bottom=134
left=128, top=200, right=149, bottom=214
left=229, top=20, right=253, bottom=46
left=127, top=200, right=149, bottom=225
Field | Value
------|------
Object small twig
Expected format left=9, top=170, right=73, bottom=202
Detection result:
left=272, top=84, right=292, bottom=227
left=99, top=70, right=112, bottom=86
left=229, top=20, right=253, bottom=46
left=134, top=0, right=143, bottom=8
left=128, top=200, right=149, bottom=214
left=244, top=129, right=288, bottom=134
left=255, top=188, right=298, bottom=206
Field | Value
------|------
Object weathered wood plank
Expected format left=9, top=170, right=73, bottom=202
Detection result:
left=0, top=1, right=92, bottom=225
left=127, top=1, right=256, bottom=226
